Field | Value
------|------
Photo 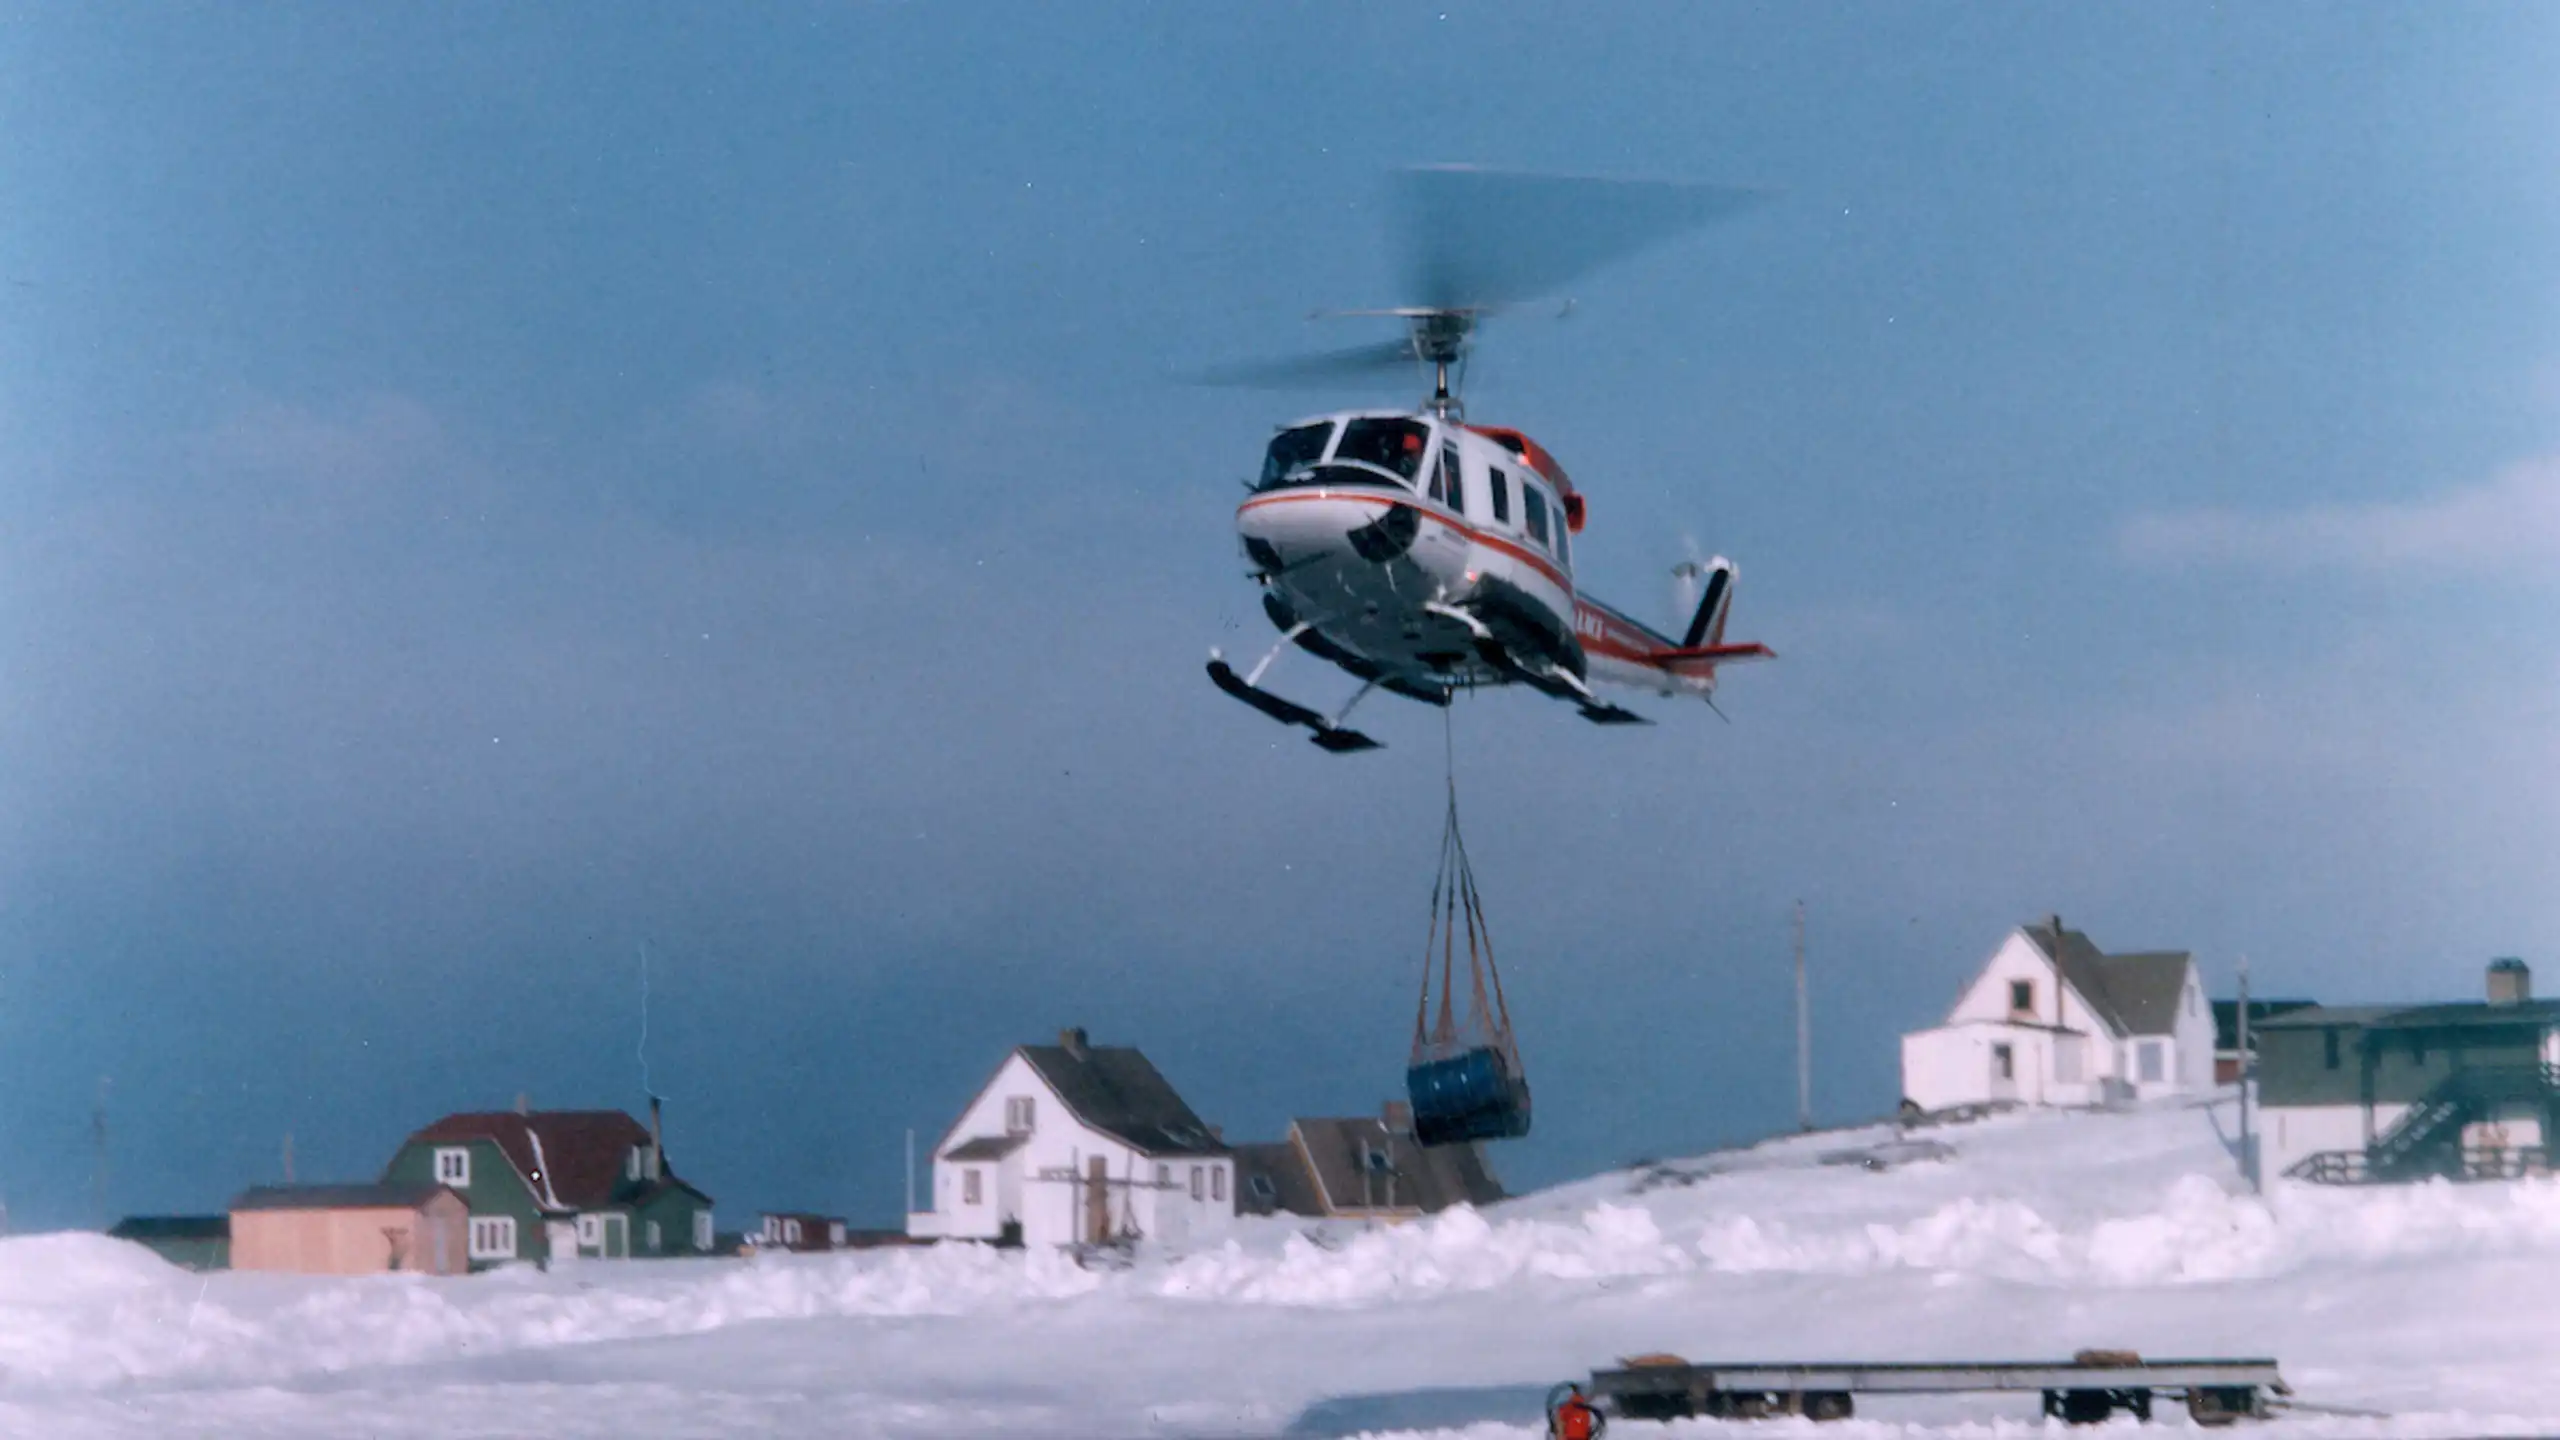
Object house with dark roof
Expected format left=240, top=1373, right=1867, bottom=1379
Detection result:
left=2257, top=958, right=2560, bottom=1184
left=379, top=1100, right=715, bottom=1268
left=1233, top=1102, right=1504, bottom=1221
left=108, top=1214, right=231, bottom=1271
left=1900, top=916, right=2212, bottom=1113
left=907, top=1027, right=1232, bottom=1250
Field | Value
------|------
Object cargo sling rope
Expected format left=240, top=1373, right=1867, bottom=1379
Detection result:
left=1406, top=713, right=1532, bottom=1146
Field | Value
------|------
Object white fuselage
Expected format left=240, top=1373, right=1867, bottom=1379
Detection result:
left=1234, top=410, right=1711, bottom=699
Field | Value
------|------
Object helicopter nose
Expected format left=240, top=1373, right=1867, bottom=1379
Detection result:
left=1237, top=493, right=1418, bottom=567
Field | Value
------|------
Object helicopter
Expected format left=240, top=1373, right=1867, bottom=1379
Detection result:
left=1203, top=166, right=1777, bottom=753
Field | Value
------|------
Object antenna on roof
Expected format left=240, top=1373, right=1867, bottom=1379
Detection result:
left=1794, top=900, right=1813, bottom=1133
left=637, top=940, right=661, bottom=1103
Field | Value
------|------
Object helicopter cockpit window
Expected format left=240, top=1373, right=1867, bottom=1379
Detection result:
left=1333, top=417, right=1434, bottom=485
left=1432, top=445, right=1461, bottom=508
left=1523, top=486, right=1551, bottom=548
left=1259, top=423, right=1335, bottom=490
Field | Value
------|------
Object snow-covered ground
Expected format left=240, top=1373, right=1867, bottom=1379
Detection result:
left=7, top=1096, right=2560, bottom=1438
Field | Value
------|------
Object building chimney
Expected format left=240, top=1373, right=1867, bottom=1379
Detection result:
left=1382, top=1100, right=1414, bottom=1135
left=515, top=1092, right=530, bottom=1116
left=2488, top=958, right=2531, bottom=1006
left=648, top=1095, right=665, bottom=1180
left=1059, top=1027, right=1089, bottom=1060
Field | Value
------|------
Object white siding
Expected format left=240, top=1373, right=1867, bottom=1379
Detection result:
left=2262, top=1102, right=2411, bottom=1180
left=1904, top=931, right=2212, bottom=1111
left=907, top=1051, right=1235, bottom=1250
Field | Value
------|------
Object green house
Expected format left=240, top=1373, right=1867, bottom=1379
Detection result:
left=381, top=1104, right=715, bottom=1269
left=108, top=1214, right=231, bottom=1270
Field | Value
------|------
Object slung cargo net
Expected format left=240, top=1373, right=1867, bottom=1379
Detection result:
left=1407, top=782, right=1531, bottom=1147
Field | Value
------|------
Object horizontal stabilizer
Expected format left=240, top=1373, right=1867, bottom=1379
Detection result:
left=1652, top=641, right=1775, bottom=677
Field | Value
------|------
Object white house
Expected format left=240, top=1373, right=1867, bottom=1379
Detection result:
left=1901, top=916, right=2213, bottom=1113
left=907, top=1027, right=1235, bottom=1250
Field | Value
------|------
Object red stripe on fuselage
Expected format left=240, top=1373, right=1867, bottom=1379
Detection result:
left=1235, top=489, right=1574, bottom=593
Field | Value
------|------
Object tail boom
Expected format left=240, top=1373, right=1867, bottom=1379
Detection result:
left=1572, top=560, right=1773, bottom=698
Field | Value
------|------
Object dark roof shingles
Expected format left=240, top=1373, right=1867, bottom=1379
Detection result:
left=2023, top=923, right=2193, bottom=1037
left=402, top=1110, right=706, bottom=1211
left=232, top=1183, right=450, bottom=1212
left=1018, top=1045, right=1226, bottom=1156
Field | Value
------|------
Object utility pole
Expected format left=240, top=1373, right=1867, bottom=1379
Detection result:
left=283, top=1131, right=296, bottom=1184
left=2237, top=953, right=2258, bottom=1194
left=904, top=1128, right=916, bottom=1218
left=1794, top=899, right=1812, bottom=1133
left=91, top=1076, right=110, bottom=1229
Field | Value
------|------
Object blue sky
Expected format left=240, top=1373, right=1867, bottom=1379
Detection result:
left=2, top=3, right=2554, bottom=1230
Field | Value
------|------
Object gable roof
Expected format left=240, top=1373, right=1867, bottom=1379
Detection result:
left=2020, top=921, right=2194, bottom=1037
left=1290, top=1118, right=1505, bottom=1214
left=1232, top=1141, right=1326, bottom=1217
left=399, top=1110, right=707, bottom=1212
left=232, top=1183, right=452, bottom=1213
left=1016, top=1040, right=1226, bottom=1157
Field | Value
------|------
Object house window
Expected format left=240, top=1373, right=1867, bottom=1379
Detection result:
left=2055, top=1036, right=2084, bottom=1083
left=578, top=1214, right=602, bottom=1248
left=1249, top=1174, right=1275, bottom=1201
left=1993, top=1043, right=2015, bottom=1080
left=434, top=1147, right=470, bottom=1187
left=627, top=1147, right=642, bottom=1181
left=1155, top=1163, right=1170, bottom=1187
left=829, top=1222, right=845, bottom=1247
left=646, top=1220, right=662, bottom=1253
left=1211, top=1168, right=1226, bottom=1203
left=2009, top=980, right=2034, bottom=1013
left=785, top=1219, right=802, bottom=1244
left=2323, top=1029, right=2341, bottom=1070
left=762, top=1216, right=779, bottom=1242
left=1190, top=1165, right=1204, bottom=1200
left=1006, top=1096, right=1035, bottom=1134
left=693, top=1211, right=713, bottom=1251
left=468, top=1216, right=516, bottom=1260
left=2139, top=1040, right=2166, bottom=1083
left=963, top=1168, right=982, bottom=1205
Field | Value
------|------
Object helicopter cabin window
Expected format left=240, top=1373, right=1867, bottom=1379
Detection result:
left=1432, top=444, right=1461, bottom=508
left=1487, top=467, right=1512, bottom=525
left=1258, top=422, right=1334, bottom=490
left=1523, top=485, right=1550, bottom=548
left=1333, top=416, right=1433, bottom=485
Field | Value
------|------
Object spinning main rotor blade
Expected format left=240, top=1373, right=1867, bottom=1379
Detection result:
left=1187, top=338, right=1419, bottom=390
left=1395, top=165, right=1769, bottom=311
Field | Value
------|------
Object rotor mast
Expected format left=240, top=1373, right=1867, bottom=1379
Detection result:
left=1413, top=308, right=1471, bottom=420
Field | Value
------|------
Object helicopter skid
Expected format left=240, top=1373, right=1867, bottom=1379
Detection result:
left=1206, top=658, right=1383, bottom=754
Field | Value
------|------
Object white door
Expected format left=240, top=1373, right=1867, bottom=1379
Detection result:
left=1989, top=1043, right=2019, bottom=1100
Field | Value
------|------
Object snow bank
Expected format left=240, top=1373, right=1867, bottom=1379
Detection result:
left=11, top=1101, right=2560, bottom=1402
